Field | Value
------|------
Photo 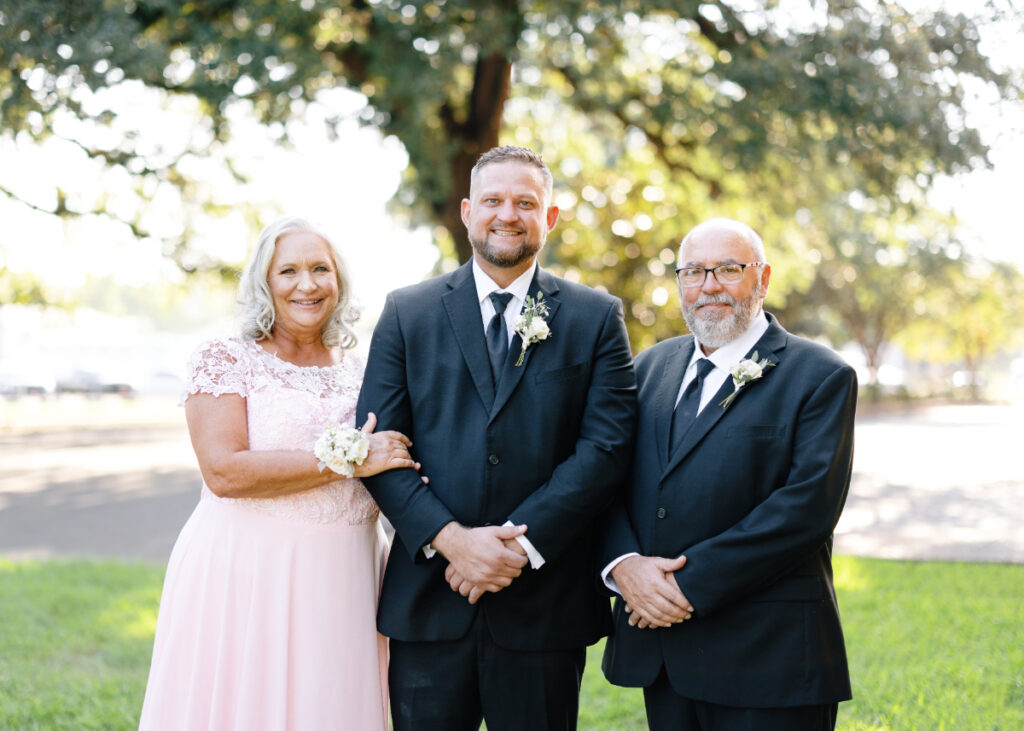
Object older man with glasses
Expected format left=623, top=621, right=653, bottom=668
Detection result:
left=599, top=217, right=857, bottom=731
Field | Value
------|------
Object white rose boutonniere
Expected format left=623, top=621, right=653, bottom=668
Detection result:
left=720, top=351, right=775, bottom=409
left=313, top=423, right=370, bottom=477
left=512, top=293, right=551, bottom=366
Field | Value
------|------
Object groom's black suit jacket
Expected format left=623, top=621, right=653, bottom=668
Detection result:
left=601, top=314, right=855, bottom=708
left=357, top=262, right=636, bottom=651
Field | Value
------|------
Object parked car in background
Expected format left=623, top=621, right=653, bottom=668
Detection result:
left=55, top=370, right=135, bottom=397
left=0, top=369, right=56, bottom=400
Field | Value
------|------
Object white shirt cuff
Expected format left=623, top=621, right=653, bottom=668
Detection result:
left=601, top=552, right=640, bottom=594
left=503, top=520, right=545, bottom=569
left=422, top=543, right=436, bottom=559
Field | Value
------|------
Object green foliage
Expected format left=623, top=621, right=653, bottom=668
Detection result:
left=777, top=199, right=963, bottom=389
left=0, top=266, right=50, bottom=305
left=492, top=2, right=1019, bottom=345
left=73, top=271, right=239, bottom=330
left=898, top=256, right=1024, bottom=399
left=1, top=0, right=1021, bottom=352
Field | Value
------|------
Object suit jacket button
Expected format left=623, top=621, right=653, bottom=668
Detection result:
left=488, top=454, right=500, bottom=465
left=656, top=507, right=667, bottom=519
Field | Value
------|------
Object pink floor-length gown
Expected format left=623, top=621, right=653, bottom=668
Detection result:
left=139, top=337, right=388, bottom=731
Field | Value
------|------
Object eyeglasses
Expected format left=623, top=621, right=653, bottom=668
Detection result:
left=674, top=262, right=765, bottom=287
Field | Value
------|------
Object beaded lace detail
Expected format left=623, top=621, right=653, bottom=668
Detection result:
left=184, top=337, right=379, bottom=525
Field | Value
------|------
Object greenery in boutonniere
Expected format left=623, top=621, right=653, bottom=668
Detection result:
left=512, top=293, right=551, bottom=366
left=720, top=351, right=774, bottom=408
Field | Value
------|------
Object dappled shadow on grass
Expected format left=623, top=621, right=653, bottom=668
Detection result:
left=837, top=477, right=1024, bottom=563
left=0, top=559, right=164, bottom=730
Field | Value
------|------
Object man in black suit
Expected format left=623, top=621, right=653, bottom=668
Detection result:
left=356, top=146, right=636, bottom=730
left=601, top=218, right=856, bottom=730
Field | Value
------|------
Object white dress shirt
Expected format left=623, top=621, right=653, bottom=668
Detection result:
left=422, top=260, right=546, bottom=569
left=674, top=311, right=770, bottom=414
left=600, top=311, right=770, bottom=593
left=473, top=258, right=536, bottom=347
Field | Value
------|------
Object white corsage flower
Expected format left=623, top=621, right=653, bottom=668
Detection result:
left=512, top=293, right=551, bottom=366
left=720, top=351, right=774, bottom=409
left=313, top=423, right=370, bottom=477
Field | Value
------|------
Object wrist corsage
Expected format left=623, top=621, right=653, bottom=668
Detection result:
left=313, top=423, right=370, bottom=477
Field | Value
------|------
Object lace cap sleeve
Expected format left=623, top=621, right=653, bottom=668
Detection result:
left=184, top=337, right=251, bottom=399
left=346, top=349, right=367, bottom=380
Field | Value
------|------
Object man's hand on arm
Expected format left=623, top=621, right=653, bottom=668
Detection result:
left=610, top=554, right=693, bottom=629
left=433, top=522, right=530, bottom=604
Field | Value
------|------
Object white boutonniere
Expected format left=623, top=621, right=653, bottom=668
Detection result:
left=512, top=293, right=551, bottom=366
left=720, top=351, right=775, bottom=409
left=313, top=423, right=370, bottom=477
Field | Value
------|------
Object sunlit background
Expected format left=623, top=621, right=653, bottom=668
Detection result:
left=2, top=0, right=1023, bottom=408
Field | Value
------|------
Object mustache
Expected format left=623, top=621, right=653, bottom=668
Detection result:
left=693, top=293, right=735, bottom=308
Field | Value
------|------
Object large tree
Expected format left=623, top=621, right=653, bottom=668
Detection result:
left=1, top=0, right=1019, bottom=345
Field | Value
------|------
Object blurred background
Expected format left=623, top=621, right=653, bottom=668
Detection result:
left=1, top=0, right=1022, bottom=408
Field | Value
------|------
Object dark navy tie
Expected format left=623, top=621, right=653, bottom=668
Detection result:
left=671, top=358, right=715, bottom=450
left=486, top=292, right=514, bottom=387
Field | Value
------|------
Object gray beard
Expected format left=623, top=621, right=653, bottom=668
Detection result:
left=682, top=281, right=763, bottom=349
left=469, top=234, right=542, bottom=269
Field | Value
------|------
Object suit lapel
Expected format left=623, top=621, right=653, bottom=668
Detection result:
left=442, top=263, right=495, bottom=409
left=662, top=376, right=735, bottom=477
left=661, top=315, right=789, bottom=478
left=490, top=268, right=561, bottom=422
left=654, top=338, right=694, bottom=468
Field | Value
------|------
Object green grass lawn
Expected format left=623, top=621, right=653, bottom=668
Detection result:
left=1, top=556, right=1021, bottom=730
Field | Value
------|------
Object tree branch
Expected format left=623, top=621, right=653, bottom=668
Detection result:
left=552, top=64, right=722, bottom=197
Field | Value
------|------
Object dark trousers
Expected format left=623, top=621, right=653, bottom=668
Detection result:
left=388, top=611, right=586, bottom=731
left=644, top=668, right=838, bottom=731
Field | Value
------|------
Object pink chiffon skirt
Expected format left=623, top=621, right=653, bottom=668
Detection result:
left=139, top=497, right=389, bottom=730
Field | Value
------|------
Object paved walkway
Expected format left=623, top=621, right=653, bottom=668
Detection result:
left=1, top=397, right=1021, bottom=564
left=836, top=402, right=1024, bottom=563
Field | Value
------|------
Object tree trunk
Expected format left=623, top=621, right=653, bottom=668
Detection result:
left=964, top=350, right=983, bottom=403
left=442, top=53, right=512, bottom=264
left=863, top=342, right=882, bottom=403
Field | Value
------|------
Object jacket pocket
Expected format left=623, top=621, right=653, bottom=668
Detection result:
left=726, top=424, right=786, bottom=440
left=534, top=361, right=589, bottom=384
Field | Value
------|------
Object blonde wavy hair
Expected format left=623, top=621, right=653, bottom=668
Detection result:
left=237, top=216, right=359, bottom=349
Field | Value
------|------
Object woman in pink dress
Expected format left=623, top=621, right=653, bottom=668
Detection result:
left=139, top=217, right=417, bottom=730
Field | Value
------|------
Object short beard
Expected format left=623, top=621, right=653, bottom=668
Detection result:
left=469, top=233, right=543, bottom=269
left=682, top=279, right=763, bottom=349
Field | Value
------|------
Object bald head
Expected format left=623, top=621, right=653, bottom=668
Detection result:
left=678, top=218, right=766, bottom=266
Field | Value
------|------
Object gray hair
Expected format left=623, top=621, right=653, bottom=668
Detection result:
left=469, top=145, right=554, bottom=203
left=238, top=216, right=358, bottom=349
left=678, top=217, right=767, bottom=264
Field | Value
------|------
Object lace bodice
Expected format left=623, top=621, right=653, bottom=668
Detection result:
left=184, top=337, right=379, bottom=525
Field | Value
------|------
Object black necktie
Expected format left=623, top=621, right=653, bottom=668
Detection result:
left=671, top=358, right=715, bottom=450
left=486, top=292, right=514, bottom=387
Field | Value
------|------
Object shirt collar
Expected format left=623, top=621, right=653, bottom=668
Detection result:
left=690, top=310, right=770, bottom=372
left=472, top=258, right=537, bottom=304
